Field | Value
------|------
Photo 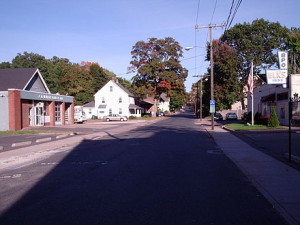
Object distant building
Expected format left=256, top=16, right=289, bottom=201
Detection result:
left=0, top=68, right=74, bottom=131
left=82, top=101, right=96, bottom=119
left=83, top=79, right=142, bottom=119
left=158, top=93, right=170, bottom=113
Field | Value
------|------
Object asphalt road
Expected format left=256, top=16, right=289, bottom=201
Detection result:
left=0, top=114, right=287, bottom=225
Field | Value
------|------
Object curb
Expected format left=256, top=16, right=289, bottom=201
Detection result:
left=36, top=137, right=52, bottom=143
left=284, top=153, right=300, bottom=164
left=5, top=133, right=78, bottom=151
left=11, top=141, right=32, bottom=148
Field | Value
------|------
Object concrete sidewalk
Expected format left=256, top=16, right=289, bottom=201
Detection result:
left=201, top=119, right=300, bottom=225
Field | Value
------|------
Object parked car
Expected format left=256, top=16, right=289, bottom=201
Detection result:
left=156, top=112, right=165, bottom=117
left=74, top=106, right=87, bottom=123
left=214, top=113, right=223, bottom=121
left=226, top=113, right=238, bottom=120
left=103, top=114, right=128, bottom=122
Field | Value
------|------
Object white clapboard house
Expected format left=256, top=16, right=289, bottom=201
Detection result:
left=83, top=79, right=142, bottom=119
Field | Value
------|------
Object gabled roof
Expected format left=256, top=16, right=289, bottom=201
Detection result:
left=83, top=101, right=95, bottom=107
left=95, top=79, right=134, bottom=97
left=115, top=81, right=134, bottom=97
left=160, top=93, right=170, bottom=102
left=0, top=68, right=50, bottom=93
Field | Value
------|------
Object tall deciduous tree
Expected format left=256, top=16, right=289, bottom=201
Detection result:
left=287, top=27, right=300, bottom=74
left=12, top=52, right=57, bottom=92
left=205, top=40, right=242, bottom=111
left=220, top=19, right=289, bottom=109
left=129, top=37, right=187, bottom=109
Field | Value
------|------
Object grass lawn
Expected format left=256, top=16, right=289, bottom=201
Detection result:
left=0, top=130, right=40, bottom=135
left=225, top=123, right=286, bottom=131
left=0, top=130, right=70, bottom=135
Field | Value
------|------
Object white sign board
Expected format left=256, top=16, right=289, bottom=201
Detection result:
left=278, top=51, right=288, bottom=70
left=266, top=70, right=288, bottom=84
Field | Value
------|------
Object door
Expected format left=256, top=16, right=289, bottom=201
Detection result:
left=35, top=102, right=45, bottom=126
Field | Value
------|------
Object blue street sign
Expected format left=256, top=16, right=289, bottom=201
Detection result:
left=210, top=100, right=215, bottom=113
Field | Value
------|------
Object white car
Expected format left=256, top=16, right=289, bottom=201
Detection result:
left=103, top=114, right=128, bottom=122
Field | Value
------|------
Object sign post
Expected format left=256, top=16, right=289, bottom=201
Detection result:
left=210, top=100, right=215, bottom=130
left=209, top=100, right=215, bottom=113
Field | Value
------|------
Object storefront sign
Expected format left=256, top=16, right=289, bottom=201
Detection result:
left=20, top=90, right=73, bottom=103
left=278, top=51, right=288, bottom=70
left=266, top=70, right=288, bottom=85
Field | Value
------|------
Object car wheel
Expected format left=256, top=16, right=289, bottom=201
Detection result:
left=106, top=118, right=110, bottom=122
left=120, top=118, right=124, bottom=121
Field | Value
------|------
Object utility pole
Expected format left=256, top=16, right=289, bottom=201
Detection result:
left=195, top=24, right=225, bottom=130
left=193, top=74, right=209, bottom=121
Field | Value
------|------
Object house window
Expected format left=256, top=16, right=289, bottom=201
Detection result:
left=119, top=97, right=122, bottom=103
left=109, top=108, right=112, bottom=115
left=119, top=108, right=122, bottom=114
left=102, top=97, right=105, bottom=103
left=110, top=86, right=113, bottom=92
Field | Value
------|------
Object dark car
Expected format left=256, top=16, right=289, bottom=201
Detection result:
left=226, top=113, right=238, bottom=120
left=214, top=113, right=223, bottom=121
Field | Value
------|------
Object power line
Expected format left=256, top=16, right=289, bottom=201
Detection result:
left=225, top=0, right=243, bottom=31
left=210, top=0, right=218, bottom=24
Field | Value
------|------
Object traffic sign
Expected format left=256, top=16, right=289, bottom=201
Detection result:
left=210, top=100, right=215, bottom=113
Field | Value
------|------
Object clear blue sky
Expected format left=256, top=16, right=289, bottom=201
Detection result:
left=1, top=0, right=299, bottom=91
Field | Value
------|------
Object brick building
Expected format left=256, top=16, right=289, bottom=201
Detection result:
left=0, top=68, right=74, bottom=131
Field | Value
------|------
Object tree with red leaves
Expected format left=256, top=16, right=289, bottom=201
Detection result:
left=129, top=37, right=187, bottom=110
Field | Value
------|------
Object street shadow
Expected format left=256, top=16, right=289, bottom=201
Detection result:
left=0, top=121, right=215, bottom=225
left=0, top=117, right=287, bottom=225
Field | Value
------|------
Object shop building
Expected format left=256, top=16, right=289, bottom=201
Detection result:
left=248, top=74, right=300, bottom=126
left=0, top=68, right=74, bottom=131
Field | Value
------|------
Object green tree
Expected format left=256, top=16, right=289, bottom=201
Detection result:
left=268, top=106, right=280, bottom=127
left=59, top=64, right=93, bottom=105
left=0, top=62, right=11, bottom=68
left=205, top=40, right=243, bottom=110
left=12, top=52, right=58, bottom=92
left=287, top=27, right=300, bottom=74
left=129, top=37, right=187, bottom=109
left=221, top=19, right=289, bottom=108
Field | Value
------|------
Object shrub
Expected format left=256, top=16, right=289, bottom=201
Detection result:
left=142, top=115, right=150, bottom=119
left=267, top=106, right=280, bottom=127
left=129, top=116, right=137, bottom=120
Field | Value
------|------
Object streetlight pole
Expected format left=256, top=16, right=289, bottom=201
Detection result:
left=195, top=24, right=225, bottom=130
